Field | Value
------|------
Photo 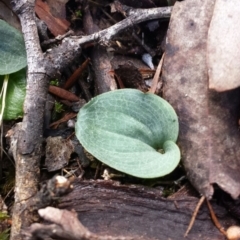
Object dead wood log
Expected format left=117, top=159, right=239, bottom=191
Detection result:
left=55, top=180, right=237, bottom=240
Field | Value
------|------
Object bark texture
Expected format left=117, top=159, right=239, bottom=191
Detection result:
left=57, top=180, right=237, bottom=240
left=10, top=1, right=81, bottom=239
left=11, top=2, right=47, bottom=239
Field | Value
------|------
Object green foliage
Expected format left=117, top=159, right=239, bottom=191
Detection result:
left=0, top=212, right=9, bottom=221
left=54, top=101, right=64, bottom=113
left=0, top=20, right=27, bottom=75
left=71, top=9, right=82, bottom=21
left=0, top=211, right=10, bottom=240
left=52, top=101, right=65, bottom=120
left=50, top=79, right=59, bottom=86
left=0, top=228, right=10, bottom=240
left=0, top=69, right=26, bottom=120
left=75, top=10, right=82, bottom=18
left=0, top=212, right=10, bottom=240
left=75, top=89, right=180, bottom=178
left=0, top=20, right=27, bottom=122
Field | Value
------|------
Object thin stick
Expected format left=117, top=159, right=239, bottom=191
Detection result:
left=101, top=3, right=156, bottom=57
left=50, top=112, right=77, bottom=128
left=0, top=75, right=9, bottom=126
left=77, top=7, right=172, bottom=46
left=206, top=199, right=227, bottom=236
left=63, top=58, right=90, bottom=90
left=149, top=53, right=165, bottom=94
left=114, top=74, right=125, bottom=89
left=184, top=195, right=205, bottom=237
left=0, top=75, right=9, bottom=180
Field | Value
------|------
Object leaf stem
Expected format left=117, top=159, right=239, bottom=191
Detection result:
left=0, top=74, right=9, bottom=126
left=0, top=74, right=9, bottom=180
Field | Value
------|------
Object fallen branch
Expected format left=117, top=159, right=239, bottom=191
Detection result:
left=57, top=180, right=238, bottom=240
left=75, top=6, right=171, bottom=47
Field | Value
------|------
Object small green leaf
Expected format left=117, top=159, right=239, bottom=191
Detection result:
left=0, top=19, right=27, bottom=75
left=0, top=212, right=9, bottom=221
left=0, top=68, right=26, bottom=120
left=76, top=89, right=180, bottom=178
left=0, top=228, right=10, bottom=240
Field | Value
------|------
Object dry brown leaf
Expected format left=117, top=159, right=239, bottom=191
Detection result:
left=35, top=0, right=70, bottom=36
left=162, top=0, right=240, bottom=199
left=46, top=0, right=68, bottom=19
left=49, top=85, right=79, bottom=102
left=208, top=0, right=240, bottom=91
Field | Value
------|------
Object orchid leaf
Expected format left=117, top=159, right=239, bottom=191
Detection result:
left=0, top=19, right=27, bottom=75
left=76, top=89, right=180, bottom=178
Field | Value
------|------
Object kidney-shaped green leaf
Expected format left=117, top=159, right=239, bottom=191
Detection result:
left=76, top=89, right=180, bottom=178
left=0, top=19, right=27, bottom=75
left=0, top=68, right=26, bottom=120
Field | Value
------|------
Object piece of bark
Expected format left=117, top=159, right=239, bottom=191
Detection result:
left=45, top=136, right=74, bottom=172
left=162, top=0, right=240, bottom=199
left=58, top=180, right=238, bottom=240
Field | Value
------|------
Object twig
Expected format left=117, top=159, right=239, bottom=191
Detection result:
left=206, top=199, right=227, bottom=236
left=75, top=7, right=171, bottom=47
left=94, top=162, right=102, bottom=180
left=50, top=112, right=77, bottom=128
left=64, top=58, right=90, bottom=90
left=41, top=30, right=74, bottom=49
left=114, top=74, right=125, bottom=89
left=184, top=196, right=205, bottom=237
left=101, top=5, right=156, bottom=57
left=149, top=53, right=165, bottom=93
